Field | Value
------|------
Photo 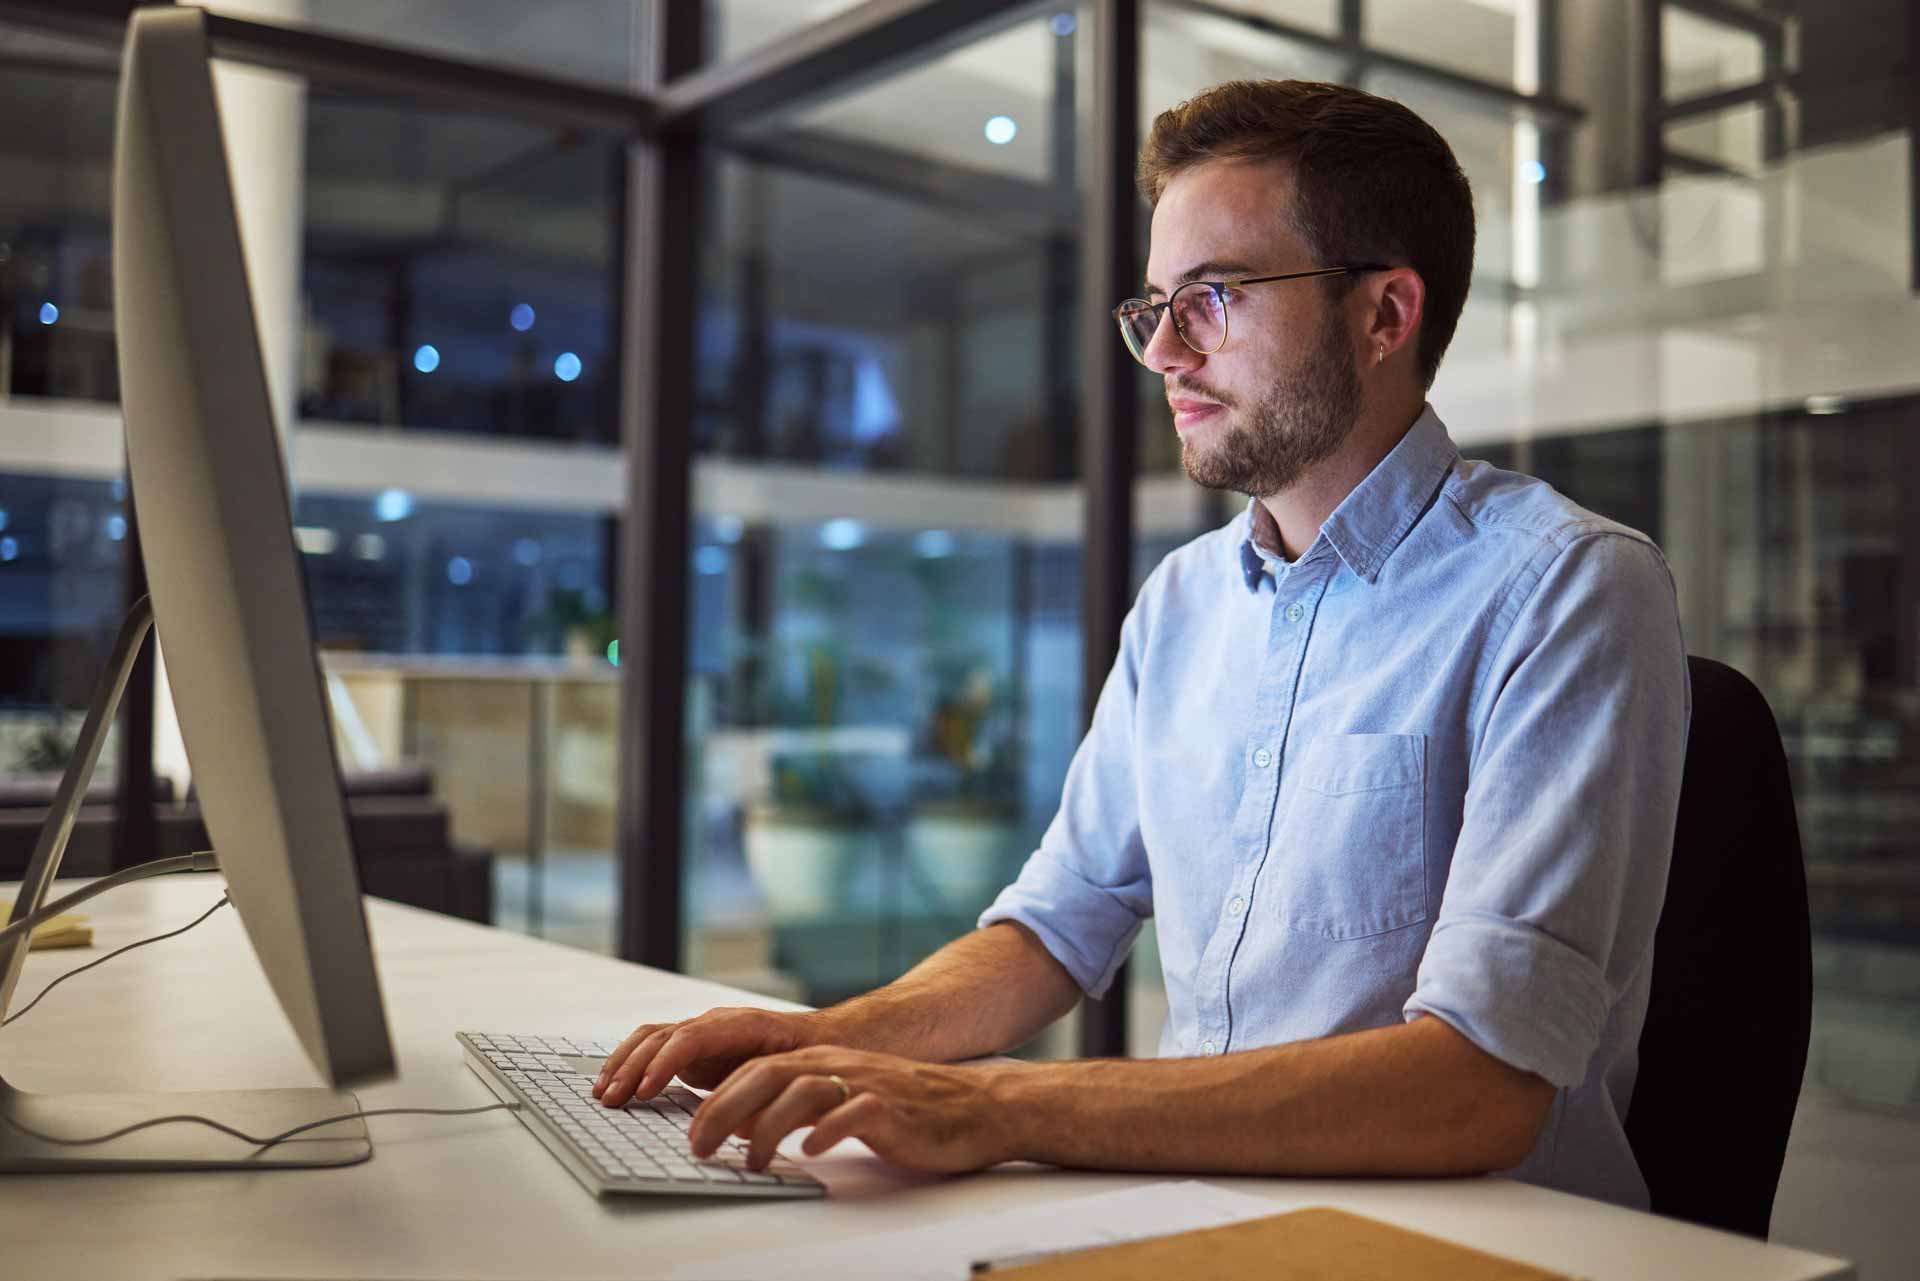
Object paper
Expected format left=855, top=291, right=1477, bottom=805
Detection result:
left=666, top=1180, right=1280, bottom=1281
left=0, top=899, right=91, bottom=950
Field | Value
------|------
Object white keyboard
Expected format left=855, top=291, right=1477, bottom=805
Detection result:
left=457, top=1031, right=825, bottom=1199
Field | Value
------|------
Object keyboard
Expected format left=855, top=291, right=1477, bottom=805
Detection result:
left=457, top=1031, right=825, bottom=1199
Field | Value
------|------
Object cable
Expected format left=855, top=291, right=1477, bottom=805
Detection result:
left=0, top=851, right=220, bottom=947
left=3, top=894, right=232, bottom=1028
left=0, top=1102, right=521, bottom=1151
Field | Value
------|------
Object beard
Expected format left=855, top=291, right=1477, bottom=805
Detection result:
left=1176, top=307, right=1363, bottom=498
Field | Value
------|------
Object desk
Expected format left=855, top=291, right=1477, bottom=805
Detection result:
left=0, top=877, right=1854, bottom=1280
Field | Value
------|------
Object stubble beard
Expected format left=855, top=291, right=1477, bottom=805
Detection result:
left=1178, top=308, right=1364, bottom=499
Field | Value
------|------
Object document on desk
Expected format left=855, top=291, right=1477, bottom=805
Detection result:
left=665, top=1179, right=1280, bottom=1281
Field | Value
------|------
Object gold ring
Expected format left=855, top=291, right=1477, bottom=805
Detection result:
left=827, top=1073, right=852, bottom=1104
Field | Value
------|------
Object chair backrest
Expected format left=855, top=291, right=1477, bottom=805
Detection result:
left=1625, top=655, right=1812, bottom=1238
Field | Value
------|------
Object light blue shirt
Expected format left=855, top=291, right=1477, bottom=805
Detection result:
left=981, top=405, right=1690, bottom=1209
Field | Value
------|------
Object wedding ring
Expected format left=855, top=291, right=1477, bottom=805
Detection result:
left=827, top=1073, right=852, bottom=1104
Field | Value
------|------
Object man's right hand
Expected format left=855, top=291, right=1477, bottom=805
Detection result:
left=593, top=1006, right=826, bottom=1108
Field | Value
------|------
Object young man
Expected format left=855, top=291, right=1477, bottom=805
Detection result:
left=594, top=80, right=1689, bottom=1210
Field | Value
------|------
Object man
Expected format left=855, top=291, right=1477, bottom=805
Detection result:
left=595, top=79, right=1689, bottom=1210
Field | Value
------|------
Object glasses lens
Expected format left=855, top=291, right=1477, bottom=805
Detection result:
left=1115, top=301, right=1157, bottom=364
left=1170, top=283, right=1226, bottom=355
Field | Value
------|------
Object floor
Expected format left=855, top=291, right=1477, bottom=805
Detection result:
left=493, top=855, right=1920, bottom=1278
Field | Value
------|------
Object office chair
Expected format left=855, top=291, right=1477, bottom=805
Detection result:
left=1624, top=655, right=1812, bottom=1239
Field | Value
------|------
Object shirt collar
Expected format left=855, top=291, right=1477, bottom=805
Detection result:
left=1236, top=404, right=1459, bottom=592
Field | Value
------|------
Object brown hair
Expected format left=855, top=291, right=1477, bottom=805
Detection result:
left=1138, top=80, right=1474, bottom=389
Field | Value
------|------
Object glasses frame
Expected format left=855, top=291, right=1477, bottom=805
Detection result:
left=1113, top=263, right=1393, bottom=364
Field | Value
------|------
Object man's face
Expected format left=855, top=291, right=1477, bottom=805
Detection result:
left=1141, top=158, right=1364, bottom=498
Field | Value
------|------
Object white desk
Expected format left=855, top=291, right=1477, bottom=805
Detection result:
left=0, top=877, right=1853, bottom=1280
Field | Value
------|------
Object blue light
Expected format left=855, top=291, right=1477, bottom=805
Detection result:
left=509, top=303, right=536, bottom=332
left=1523, top=160, right=1546, bottom=185
left=374, top=488, right=415, bottom=522
left=606, top=639, right=619, bottom=666
left=413, top=344, right=441, bottom=374
left=1050, top=12, right=1076, bottom=36
left=712, top=514, right=745, bottom=544
left=914, top=529, right=955, bottom=559
left=446, top=556, right=473, bottom=586
left=554, top=352, right=583, bottom=383
left=0, top=508, right=8, bottom=533
left=111, top=477, right=126, bottom=501
left=38, top=302, right=58, bottom=326
left=820, top=518, right=865, bottom=551
left=106, top=514, right=127, bottom=542
left=695, top=546, right=728, bottom=576
left=513, top=537, right=542, bottom=566
left=0, top=537, right=16, bottom=562
left=984, top=116, right=1018, bottom=146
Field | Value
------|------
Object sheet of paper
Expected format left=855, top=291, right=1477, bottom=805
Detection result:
left=666, top=1179, right=1281, bottom=1281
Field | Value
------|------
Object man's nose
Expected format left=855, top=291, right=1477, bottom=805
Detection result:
left=1143, top=308, right=1201, bottom=377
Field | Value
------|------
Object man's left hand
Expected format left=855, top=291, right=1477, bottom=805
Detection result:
left=683, top=1045, right=1012, bottom=1174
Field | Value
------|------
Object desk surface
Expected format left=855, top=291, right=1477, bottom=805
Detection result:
left=0, top=877, right=1853, bottom=1281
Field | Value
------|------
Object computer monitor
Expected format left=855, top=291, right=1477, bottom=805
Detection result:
left=0, top=4, right=395, bottom=1172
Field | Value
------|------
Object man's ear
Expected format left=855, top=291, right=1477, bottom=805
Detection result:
left=1366, top=267, right=1425, bottom=367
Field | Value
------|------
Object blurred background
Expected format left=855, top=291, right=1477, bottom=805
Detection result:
left=0, top=0, right=1914, bottom=1266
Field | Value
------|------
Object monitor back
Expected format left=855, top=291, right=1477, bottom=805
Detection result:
left=113, top=6, right=394, bottom=1086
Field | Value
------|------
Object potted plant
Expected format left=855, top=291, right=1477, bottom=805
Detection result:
left=904, top=556, right=1024, bottom=915
left=736, top=570, right=894, bottom=923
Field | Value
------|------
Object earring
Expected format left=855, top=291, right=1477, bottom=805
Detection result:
left=1375, top=344, right=1385, bottom=366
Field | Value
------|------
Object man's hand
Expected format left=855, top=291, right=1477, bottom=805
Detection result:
left=685, top=1045, right=1010, bottom=1175
left=594, top=1006, right=822, bottom=1107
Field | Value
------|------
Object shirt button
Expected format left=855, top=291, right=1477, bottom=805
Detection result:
left=1252, top=748, right=1273, bottom=769
left=1201, top=1040, right=1216, bottom=1056
left=1284, top=602, right=1305, bottom=623
left=1228, top=896, right=1245, bottom=916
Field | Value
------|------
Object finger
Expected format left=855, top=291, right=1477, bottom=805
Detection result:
left=596, top=1025, right=665, bottom=1097
left=687, top=1058, right=806, bottom=1157
left=744, top=1076, right=845, bottom=1171
left=601, top=1026, right=677, bottom=1106
left=801, top=1091, right=885, bottom=1157
left=633, top=1023, right=727, bottom=1102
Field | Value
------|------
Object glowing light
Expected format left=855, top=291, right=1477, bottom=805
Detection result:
left=513, top=537, right=542, bottom=566
left=695, top=546, right=728, bottom=575
left=106, top=514, right=127, bottom=542
left=0, top=508, right=8, bottom=533
left=914, top=529, right=955, bottom=559
left=554, top=352, right=582, bottom=382
left=1804, top=394, right=1848, bottom=416
left=712, top=514, right=745, bottom=544
left=984, top=116, right=1018, bottom=146
left=820, top=518, right=865, bottom=551
left=1522, top=160, right=1547, bottom=185
left=294, top=526, right=338, bottom=555
left=0, top=537, right=16, bottom=562
left=353, top=533, right=386, bottom=560
left=374, top=488, right=415, bottom=522
left=446, top=556, right=473, bottom=586
left=606, top=639, right=619, bottom=666
left=413, top=344, right=441, bottom=374
left=38, top=302, right=58, bottom=326
left=509, top=303, right=536, bottom=332
left=1050, top=12, right=1076, bottom=36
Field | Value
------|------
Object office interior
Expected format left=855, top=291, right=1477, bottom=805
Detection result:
left=0, top=0, right=1914, bottom=1272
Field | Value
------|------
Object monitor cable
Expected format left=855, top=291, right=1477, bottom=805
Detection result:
left=1, top=888, right=520, bottom=1150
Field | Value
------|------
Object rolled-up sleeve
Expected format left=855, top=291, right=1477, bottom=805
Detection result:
left=1404, top=532, right=1690, bottom=1089
left=979, top=578, right=1156, bottom=999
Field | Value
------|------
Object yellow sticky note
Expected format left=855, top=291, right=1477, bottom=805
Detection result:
left=0, top=899, right=93, bottom=950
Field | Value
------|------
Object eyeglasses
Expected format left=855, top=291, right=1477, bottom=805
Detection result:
left=1112, top=264, right=1391, bottom=365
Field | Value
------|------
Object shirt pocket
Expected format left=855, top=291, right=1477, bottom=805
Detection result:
left=1271, top=732, right=1428, bottom=940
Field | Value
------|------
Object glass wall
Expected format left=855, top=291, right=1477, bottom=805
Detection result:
left=0, top=22, right=133, bottom=878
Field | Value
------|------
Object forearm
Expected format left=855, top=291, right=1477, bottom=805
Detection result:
left=807, top=922, right=1082, bottom=1063
left=985, top=1014, right=1553, bottom=1177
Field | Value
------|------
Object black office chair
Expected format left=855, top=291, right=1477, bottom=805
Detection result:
left=1624, top=655, right=1812, bottom=1239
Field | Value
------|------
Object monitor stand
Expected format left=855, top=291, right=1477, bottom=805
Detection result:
left=0, top=597, right=370, bottom=1171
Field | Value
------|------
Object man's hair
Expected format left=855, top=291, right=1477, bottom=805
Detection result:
left=1138, top=79, right=1474, bottom=390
